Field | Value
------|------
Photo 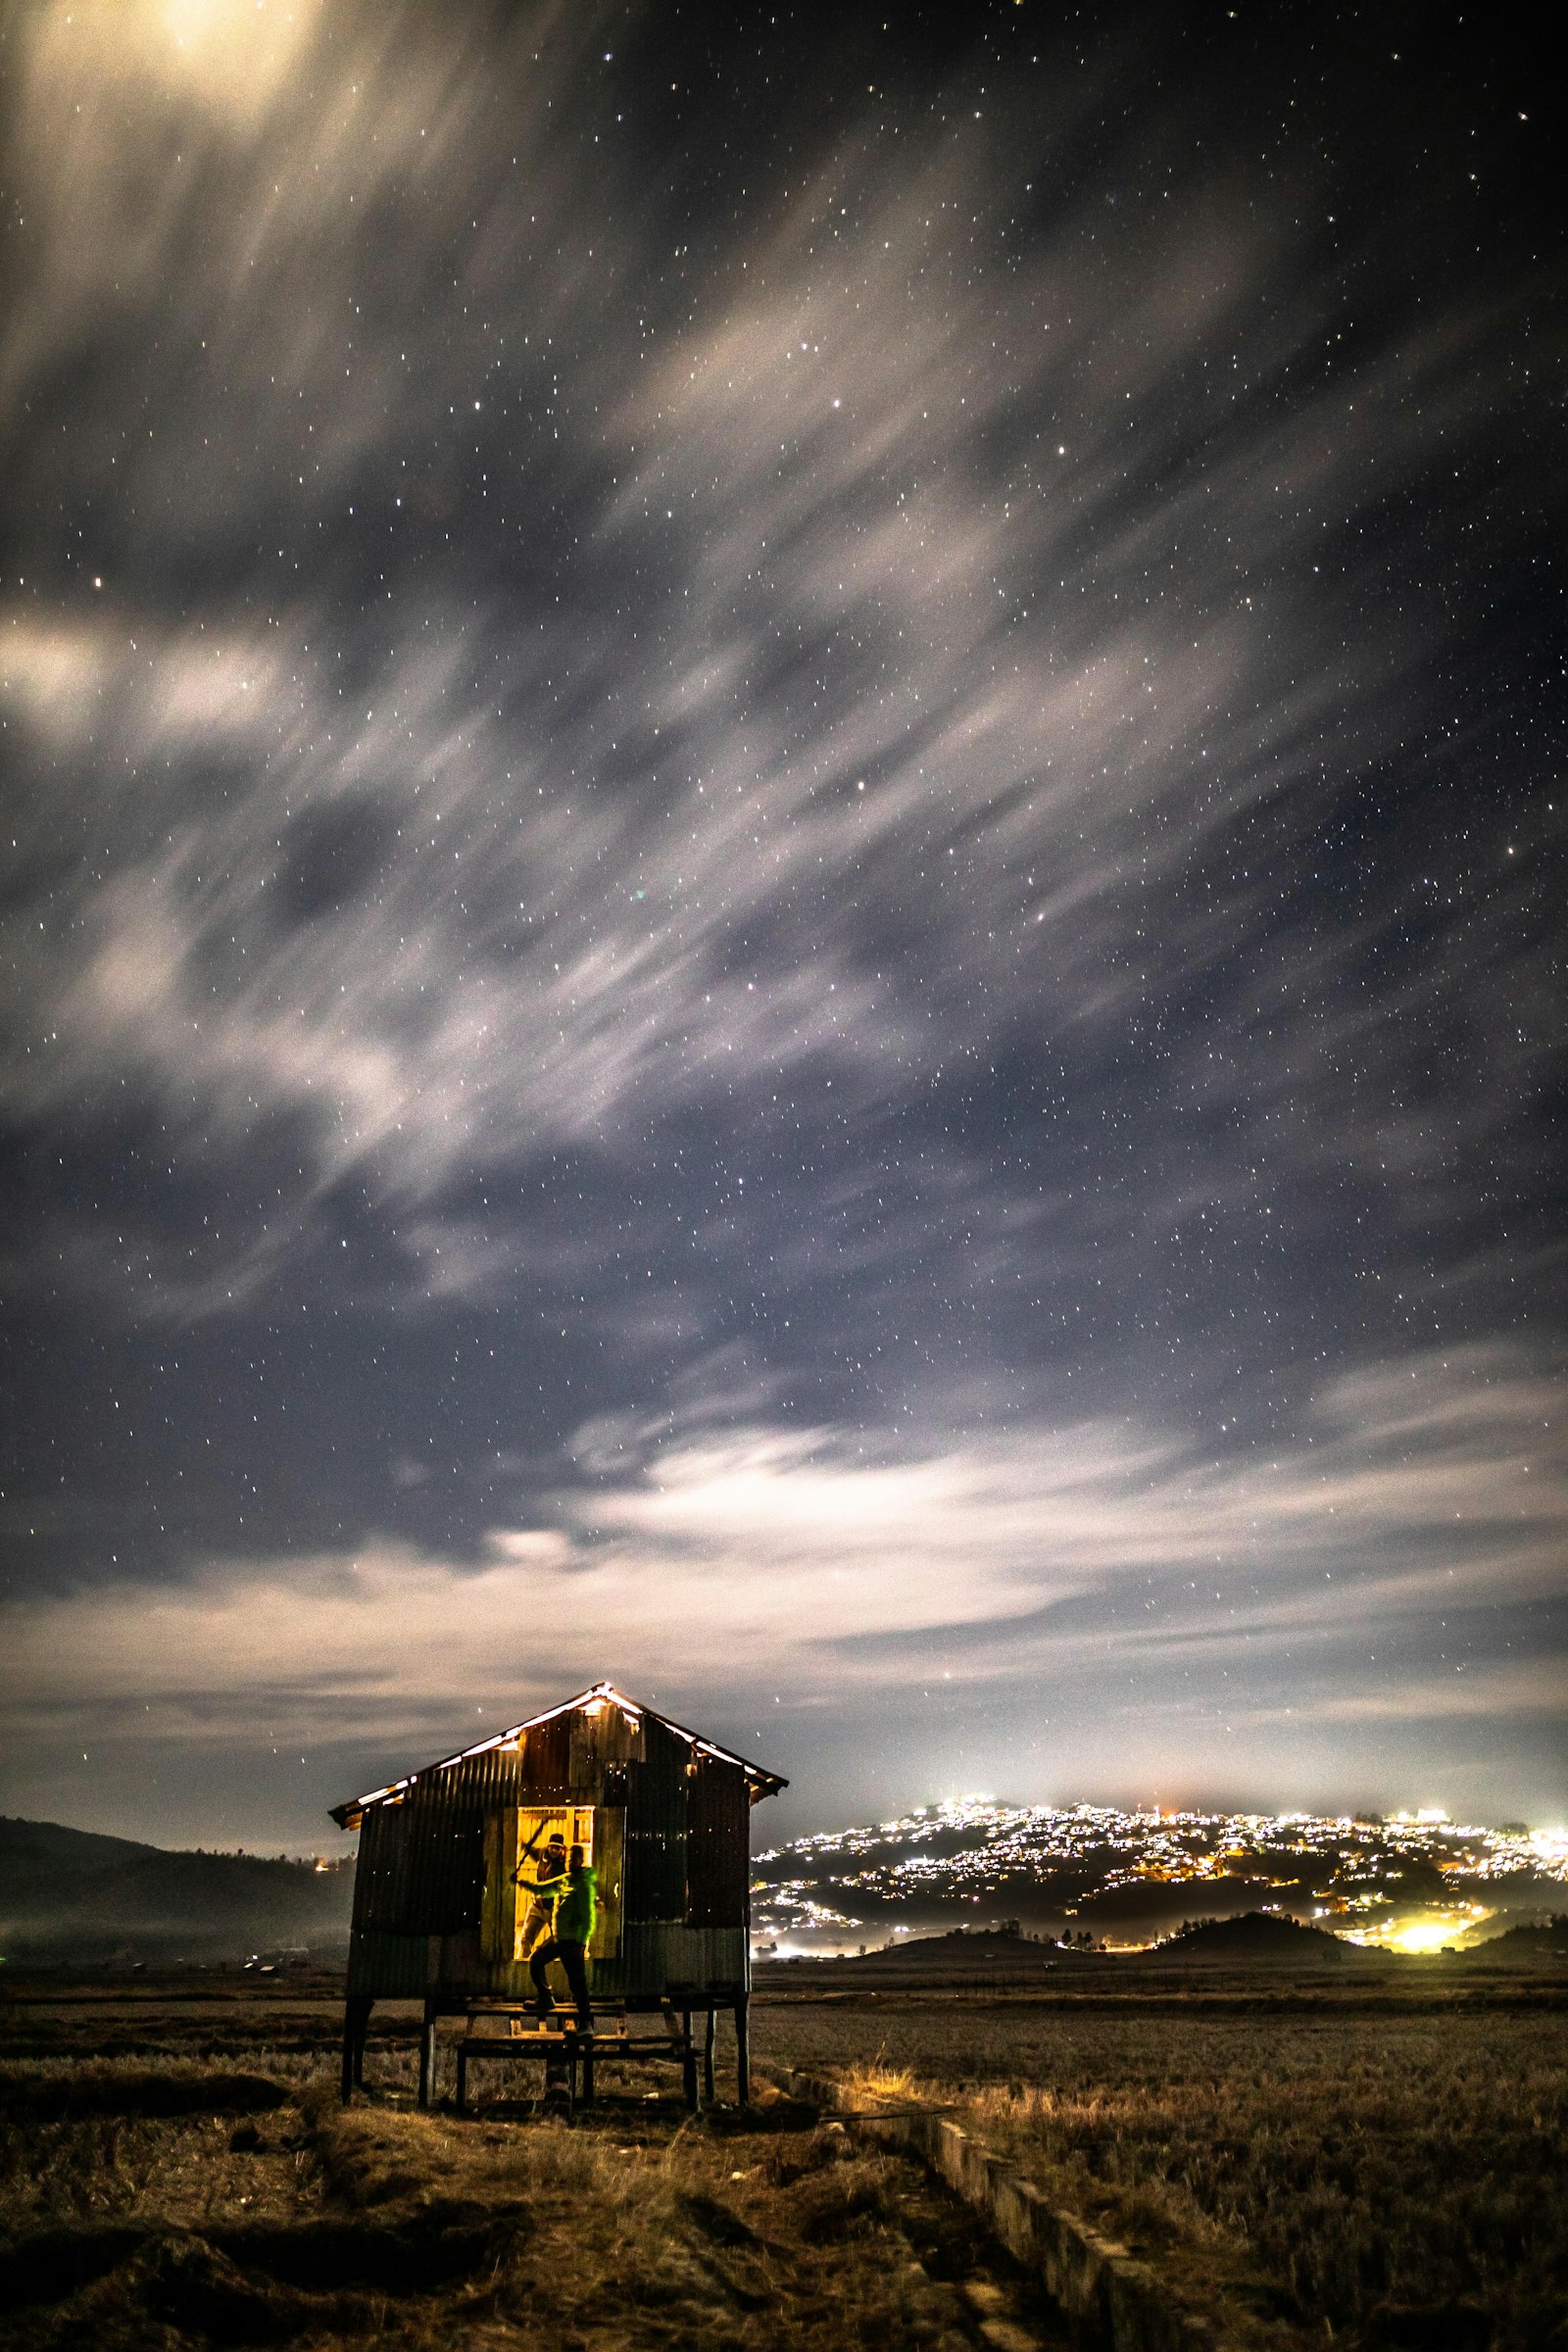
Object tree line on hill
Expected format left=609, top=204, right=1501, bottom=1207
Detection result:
left=0, top=1816, right=354, bottom=1965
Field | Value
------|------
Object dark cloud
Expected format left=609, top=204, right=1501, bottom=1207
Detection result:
left=1, top=1, right=1563, bottom=1847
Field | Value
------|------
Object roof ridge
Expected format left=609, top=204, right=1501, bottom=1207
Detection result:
left=328, top=1682, right=786, bottom=1825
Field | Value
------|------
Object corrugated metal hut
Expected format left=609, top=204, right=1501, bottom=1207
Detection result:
left=328, top=1682, right=785, bottom=2104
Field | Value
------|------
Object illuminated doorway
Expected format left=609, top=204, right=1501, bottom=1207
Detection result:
left=511, top=1805, right=622, bottom=1961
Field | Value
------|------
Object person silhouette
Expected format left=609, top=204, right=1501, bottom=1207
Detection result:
left=528, top=1841, right=597, bottom=2034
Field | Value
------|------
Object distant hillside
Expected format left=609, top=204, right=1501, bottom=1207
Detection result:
left=843, top=1927, right=1073, bottom=1974
left=1156, top=1911, right=1365, bottom=1964
left=752, top=1796, right=1566, bottom=1954
left=0, top=1817, right=354, bottom=1964
left=870, top=1927, right=1059, bottom=1960
left=1470, top=1917, right=1568, bottom=1959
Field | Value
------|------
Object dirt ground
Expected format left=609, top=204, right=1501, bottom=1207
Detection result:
left=0, top=1984, right=1063, bottom=2352
left=6, top=1970, right=1565, bottom=2351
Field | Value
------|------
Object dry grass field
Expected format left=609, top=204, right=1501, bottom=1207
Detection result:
left=2, top=1973, right=1564, bottom=2351
left=760, top=1987, right=1568, bottom=2349
left=0, top=1982, right=1057, bottom=2352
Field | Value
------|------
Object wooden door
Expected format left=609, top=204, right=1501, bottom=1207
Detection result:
left=590, top=1807, right=624, bottom=1960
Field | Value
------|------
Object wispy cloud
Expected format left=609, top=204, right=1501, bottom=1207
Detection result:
left=10, top=1346, right=1559, bottom=1762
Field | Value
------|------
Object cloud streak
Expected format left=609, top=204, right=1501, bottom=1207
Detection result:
left=10, top=1345, right=1559, bottom=1769
left=3, top=5, right=1553, bottom=1236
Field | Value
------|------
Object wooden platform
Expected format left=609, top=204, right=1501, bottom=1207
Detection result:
left=340, top=1988, right=751, bottom=2111
left=454, top=2002, right=702, bottom=2112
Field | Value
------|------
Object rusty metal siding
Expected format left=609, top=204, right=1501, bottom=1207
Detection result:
left=399, top=1798, right=483, bottom=1934
left=352, top=1798, right=414, bottom=1933
left=353, top=1744, right=519, bottom=1938
left=346, top=1927, right=429, bottom=1998
left=618, top=1922, right=747, bottom=1999
left=480, top=1808, right=516, bottom=1961
left=623, top=1713, right=687, bottom=1922
left=516, top=1712, right=572, bottom=1793
left=346, top=1913, right=748, bottom=2003
left=448, top=1746, right=523, bottom=1811
left=342, top=1696, right=770, bottom=2000
left=568, top=1703, right=644, bottom=1788
left=331, top=1685, right=784, bottom=1831
left=395, top=1744, right=520, bottom=1935
left=685, top=1756, right=750, bottom=1929
left=587, top=1806, right=625, bottom=1959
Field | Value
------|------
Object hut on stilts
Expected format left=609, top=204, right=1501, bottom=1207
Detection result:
left=328, top=1682, right=786, bottom=2110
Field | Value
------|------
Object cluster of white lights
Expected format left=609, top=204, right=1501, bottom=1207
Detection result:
left=753, top=1797, right=1568, bottom=1936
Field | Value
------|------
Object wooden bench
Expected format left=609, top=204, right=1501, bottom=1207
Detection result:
left=454, top=2002, right=700, bottom=2113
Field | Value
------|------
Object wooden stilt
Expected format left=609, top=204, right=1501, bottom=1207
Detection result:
left=340, top=1995, right=371, bottom=2104
left=681, top=2008, right=698, bottom=2110
left=734, top=1994, right=750, bottom=2105
left=417, top=1998, right=439, bottom=2109
left=352, top=1997, right=371, bottom=2087
left=703, top=2004, right=716, bottom=2103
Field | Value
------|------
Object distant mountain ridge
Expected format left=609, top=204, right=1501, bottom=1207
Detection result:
left=0, top=1816, right=354, bottom=1964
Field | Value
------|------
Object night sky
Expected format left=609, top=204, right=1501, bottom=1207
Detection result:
left=2, top=1, right=1563, bottom=1853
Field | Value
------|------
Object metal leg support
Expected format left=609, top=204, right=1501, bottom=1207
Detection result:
left=703, top=2004, right=716, bottom=2103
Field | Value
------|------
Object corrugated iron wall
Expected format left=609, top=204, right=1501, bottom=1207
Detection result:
left=515, top=1712, right=571, bottom=1793
left=685, top=1756, right=750, bottom=1929
left=350, top=1804, right=402, bottom=1935
left=616, top=1920, right=746, bottom=1999
left=422, top=1745, right=522, bottom=1933
left=588, top=1805, right=625, bottom=1959
left=623, top=1712, right=687, bottom=1922
left=346, top=1926, right=428, bottom=1998
left=570, top=1703, right=642, bottom=1785
left=346, top=1704, right=757, bottom=2001
left=354, top=1744, right=523, bottom=1936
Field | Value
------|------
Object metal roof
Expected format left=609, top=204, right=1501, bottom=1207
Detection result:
left=328, top=1680, right=788, bottom=1828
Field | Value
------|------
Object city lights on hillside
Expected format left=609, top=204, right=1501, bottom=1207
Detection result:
left=752, top=1798, right=1567, bottom=1950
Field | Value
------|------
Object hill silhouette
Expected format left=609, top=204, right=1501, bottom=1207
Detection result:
left=850, top=1927, right=1072, bottom=1971
left=752, top=1926, right=1117, bottom=1987
left=1156, top=1910, right=1365, bottom=1964
left=1470, top=1917, right=1568, bottom=1960
left=0, top=1816, right=353, bottom=1965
